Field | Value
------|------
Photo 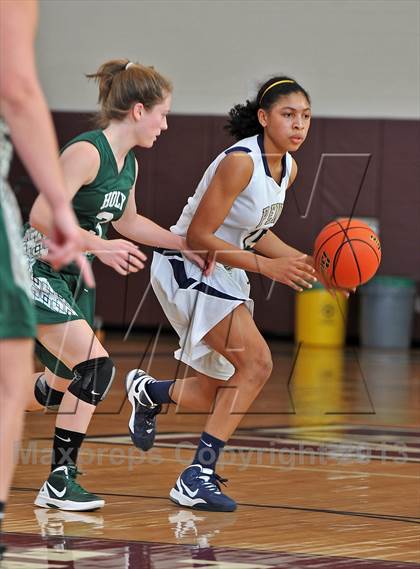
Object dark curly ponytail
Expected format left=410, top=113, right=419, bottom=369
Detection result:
left=225, top=75, right=310, bottom=141
left=225, top=99, right=261, bottom=141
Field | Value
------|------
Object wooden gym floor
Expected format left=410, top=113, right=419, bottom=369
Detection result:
left=2, top=333, right=420, bottom=568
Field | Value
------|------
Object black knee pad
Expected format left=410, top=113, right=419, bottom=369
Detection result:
left=34, top=374, right=65, bottom=410
left=68, top=357, right=115, bottom=406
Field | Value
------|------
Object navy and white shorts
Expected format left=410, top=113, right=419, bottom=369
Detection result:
left=151, top=249, right=254, bottom=381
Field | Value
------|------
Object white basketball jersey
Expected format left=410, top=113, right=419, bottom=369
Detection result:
left=171, top=134, right=292, bottom=250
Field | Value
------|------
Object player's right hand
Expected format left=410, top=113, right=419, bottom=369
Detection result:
left=261, top=255, right=317, bottom=292
left=94, top=239, right=147, bottom=276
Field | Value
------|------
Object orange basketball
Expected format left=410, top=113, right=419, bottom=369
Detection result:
left=313, top=218, right=381, bottom=289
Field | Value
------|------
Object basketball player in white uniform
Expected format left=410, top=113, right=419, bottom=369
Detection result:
left=127, top=76, right=317, bottom=511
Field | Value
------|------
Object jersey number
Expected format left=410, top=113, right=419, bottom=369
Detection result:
left=243, top=228, right=268, bottom=250
left=92, top=211, right=114, bottom=238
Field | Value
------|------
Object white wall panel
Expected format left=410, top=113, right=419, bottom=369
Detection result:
left=36, top=0, right=420, bottom=117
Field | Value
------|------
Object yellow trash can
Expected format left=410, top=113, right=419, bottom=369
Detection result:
left=295, top=282, right=348, bottom=347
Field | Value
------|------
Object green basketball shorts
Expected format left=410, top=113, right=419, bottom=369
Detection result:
left=30, top=260, right=96, bottom=378
left=0, top=179, right=36, bottom=339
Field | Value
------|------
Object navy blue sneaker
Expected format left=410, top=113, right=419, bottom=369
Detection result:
left=126, top=369, right=162, bottom=451
left=169, top=465, right=237, bottom=512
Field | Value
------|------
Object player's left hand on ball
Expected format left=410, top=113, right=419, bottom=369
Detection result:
left=340, top=286, right=357, bottom=298
left=314, top=265, right=356, bottom=299
left=328, top=286, right=356, bottom=299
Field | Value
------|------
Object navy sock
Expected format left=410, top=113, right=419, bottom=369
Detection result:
left=145, top=379, right=175, bottom=404
left=52, top=427, right=85, bottom=471
left=192, top=431, right=225, bottom=471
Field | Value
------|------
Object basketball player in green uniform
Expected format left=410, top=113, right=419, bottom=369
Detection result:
left=0, top=0, right=93, bottom=556
left=24, top=59, right=208, bottom=511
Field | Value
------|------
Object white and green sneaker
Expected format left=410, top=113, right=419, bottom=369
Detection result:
left=34, top=465, right=105, bottom=511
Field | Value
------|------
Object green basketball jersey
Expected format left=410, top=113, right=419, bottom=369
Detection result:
left=24, top=130, right=136, bottom=274
left=62, top=130, right=136, bottom=238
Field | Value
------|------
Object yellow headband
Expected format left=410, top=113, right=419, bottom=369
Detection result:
left=259, top=80, right=295, bottom=104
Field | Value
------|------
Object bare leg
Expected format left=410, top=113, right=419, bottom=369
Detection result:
left=43, top=368, right=70, bottom=392
left=168, top=305, right=271, bottom=511
left=31, top=320, right=109, bottom=510
left=201, top=304, right=272, bottom=441
left=171, top=304, right=272, bottom=439
left=37, top=320, right=108, bottom=432
left=0, top=338, right=33, bottom=502
left=170, top=375, right=220, bottom=412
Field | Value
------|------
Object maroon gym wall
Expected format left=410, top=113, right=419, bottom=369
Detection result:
left=10, top=113, right=420, bottom=342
